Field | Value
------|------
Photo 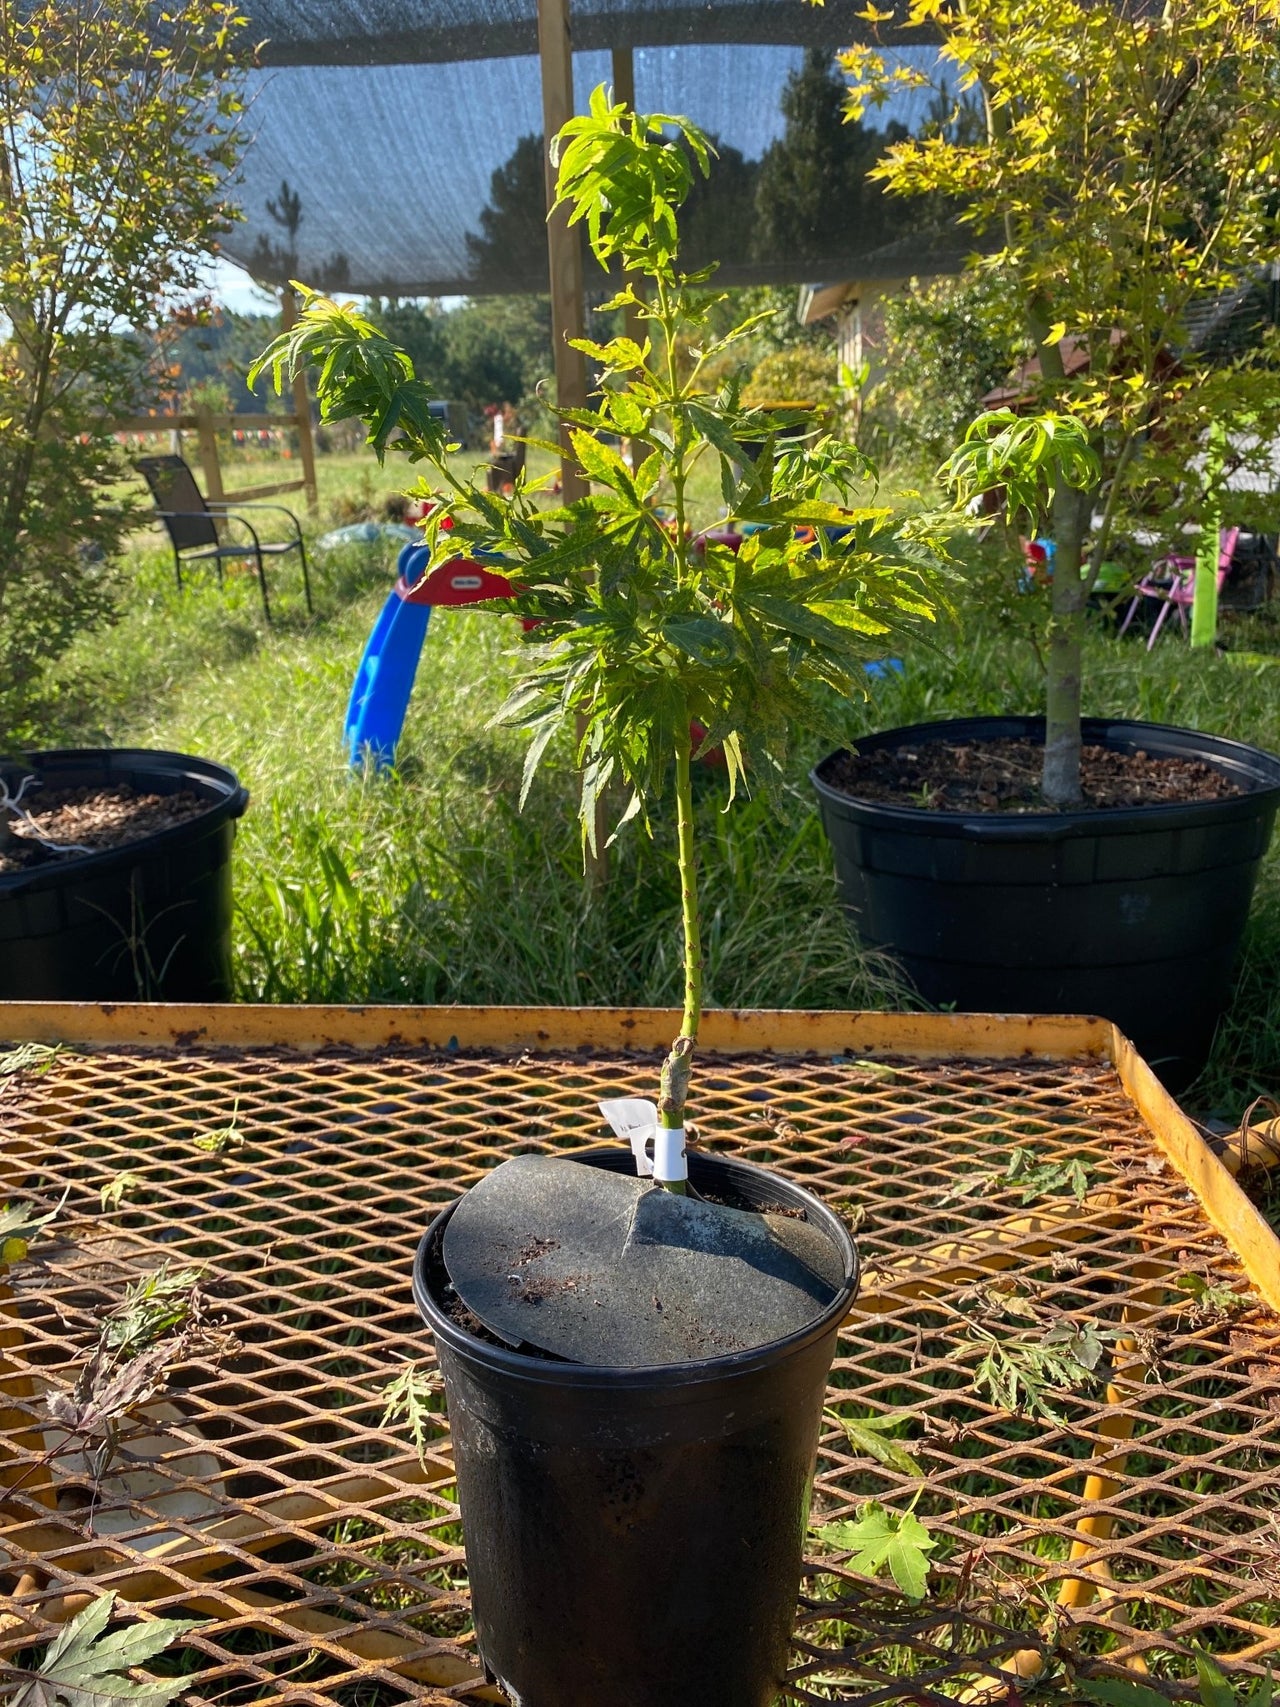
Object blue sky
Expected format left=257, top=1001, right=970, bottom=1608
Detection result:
left=200, top=254, right=278, bottom=314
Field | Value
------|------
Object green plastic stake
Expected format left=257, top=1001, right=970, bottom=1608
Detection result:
left=1191, top=420, right=1226, bottom=648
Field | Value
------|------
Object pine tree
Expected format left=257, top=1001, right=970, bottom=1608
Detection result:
left=754, top=49, right=907, bottom=269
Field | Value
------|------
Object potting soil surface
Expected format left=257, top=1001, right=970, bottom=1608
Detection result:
left=823, top=738, right=1245, bottom=812
left=0, top=785, right=206, bottom=872
left=1, top=1029, right=1278, bottom=1705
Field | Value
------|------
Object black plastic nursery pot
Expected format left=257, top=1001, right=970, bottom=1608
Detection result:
left=0, top=748, right=249, bottom=1001
left=812, top=715, right=1280, bottom=1088
left=412, top=1146, right=860, bottom=1707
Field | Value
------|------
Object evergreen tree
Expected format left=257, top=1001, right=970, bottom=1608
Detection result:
left=754, top=48, right=908, bottom=268
left=440, top=297, right=553, bottom=407
left=679, top=140, right=759, bottom=275
left=465, top=134, right=551, bottom=291
left=157, top=310, right=284, bottom=412
left=368, top=300, right=449, bottom=389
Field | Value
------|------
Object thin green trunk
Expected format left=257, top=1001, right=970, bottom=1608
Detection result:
left=656, top=722, right=701, bottom=1194
left=987, top=67, right=1090, bottom=807
left=1022, top=282, right=1089, bottom=807
left=1191, top=421, right=1226, bottom=648
left=1042, top=484, right=1088, bottom=806
left=672, top=727, right=701, bottom=1046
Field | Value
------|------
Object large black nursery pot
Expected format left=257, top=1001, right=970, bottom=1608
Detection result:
left=412, top=1146, right=859, bottom=1707
left=812, top=715, right=1280, bottom=1089
left=0, top=748, right=248, bottom=1001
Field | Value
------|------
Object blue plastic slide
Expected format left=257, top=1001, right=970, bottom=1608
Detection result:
left=344, top=545, right=434, bottom=768
left=344, top=544, right=520, bottom=769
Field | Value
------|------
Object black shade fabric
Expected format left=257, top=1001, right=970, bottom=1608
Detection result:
left=224, top=4, right=965, bottom=297
left=247, top=0, right=932, bottom=69
left=1183, top=276, right=1280, bottom=359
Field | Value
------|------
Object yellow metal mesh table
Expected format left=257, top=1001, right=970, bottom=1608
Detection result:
left=1, top=1005, right=1278, bottom=1705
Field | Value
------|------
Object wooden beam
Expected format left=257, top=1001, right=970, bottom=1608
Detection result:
left=279, top=286, right=320, bottom=512
left=536, top=0, right=587, bottom=505
left=539, top=0, right=606, bottom=880
left=114, top=413, right=289, bottom=433
left=218, top=479, right=307, bottom=505
left=193, top=405, right=226, bottom=507
left=113, top=412, right=290, bottom=434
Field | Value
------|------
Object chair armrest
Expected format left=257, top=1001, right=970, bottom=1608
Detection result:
left=152, top=507, right=266, bottom=548
left=206, top=502, right=303, bottom=533
left=204, top=512, right=263, bottom=548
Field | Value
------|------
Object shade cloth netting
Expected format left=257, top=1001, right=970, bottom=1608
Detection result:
left=224, top=0, right=969, bottom=297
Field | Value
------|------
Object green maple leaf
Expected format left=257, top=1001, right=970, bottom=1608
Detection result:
left=8, top=1592, right=202, bottom=1706
left=0, top=1193, right=66, bottom=1265
left=194, top=1096, right=242, bottom=1155
left=1079, top=1648, right=1274, bottom=1707
left=100, top=1173, right=143, bottom=1212
left=816, top=1501, right=938, bottom=1600
left=1004, top=1147, right=1093, bottom=1206
left=824, top=1407, right=923, bottom=1476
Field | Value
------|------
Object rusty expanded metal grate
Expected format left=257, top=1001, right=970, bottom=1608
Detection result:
left=1, top=1010, right=1279, bottom=1706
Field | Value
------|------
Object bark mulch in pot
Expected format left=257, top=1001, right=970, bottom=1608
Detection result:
left=0, top=785, right=207, bottom=873
left=823, top=738, right=1246, bottom=814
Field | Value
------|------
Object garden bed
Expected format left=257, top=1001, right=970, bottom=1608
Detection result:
left=1, top=1005, right=1278, bottom=1705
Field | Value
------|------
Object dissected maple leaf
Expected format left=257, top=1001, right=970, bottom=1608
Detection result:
left=7, top=1591, right=201, bottom=1707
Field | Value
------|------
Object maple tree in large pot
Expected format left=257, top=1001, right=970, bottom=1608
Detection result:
left=812, top=0, right=1280, bottom=1085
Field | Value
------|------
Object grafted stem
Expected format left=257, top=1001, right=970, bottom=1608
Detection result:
left=656, top=722, right=702, bottom=1193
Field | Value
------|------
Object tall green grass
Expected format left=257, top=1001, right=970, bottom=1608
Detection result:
left=37, top=511, right=1280, bottom=1123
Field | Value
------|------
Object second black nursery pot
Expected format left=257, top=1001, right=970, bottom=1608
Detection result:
left=0, top=748, right=248, bottom=1001
left=412, top=1147, right=859, bottom=1707
left=811, top=715, right=1280, bottom=1089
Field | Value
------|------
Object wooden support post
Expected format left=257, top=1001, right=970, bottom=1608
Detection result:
left=194, top=405, right=225, bottom=507
left=280, top=286, right=320, bottom=513
left=537, top=0, right=588, bottom=505
left=538, top=0, right=606, bottom=882
left=609, top=41, right=634, bottom=110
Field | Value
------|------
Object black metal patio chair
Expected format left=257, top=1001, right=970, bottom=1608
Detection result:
left=136, top=454, right=313, bottom=624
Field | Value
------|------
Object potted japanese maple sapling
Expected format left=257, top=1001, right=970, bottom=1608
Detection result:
left=253, top=89, right=944, bottom=1707
left=811, top=0, right=1280, bottom=1087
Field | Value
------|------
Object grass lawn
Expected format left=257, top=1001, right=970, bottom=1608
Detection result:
left=31, top=444, right=1280, bottom=1126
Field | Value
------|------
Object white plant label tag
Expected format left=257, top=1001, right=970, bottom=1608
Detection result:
left=599, top=1098, right=687, bottom=1183
left=599, top=1098, right=658, bottom=1175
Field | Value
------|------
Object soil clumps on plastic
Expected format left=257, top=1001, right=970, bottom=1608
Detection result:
left=440, top=1154, right=842, bottom=1367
